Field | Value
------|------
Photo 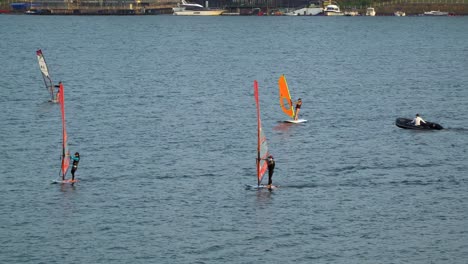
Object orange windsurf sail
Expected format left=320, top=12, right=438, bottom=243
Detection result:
left=278, top=74, right=295, bottom=119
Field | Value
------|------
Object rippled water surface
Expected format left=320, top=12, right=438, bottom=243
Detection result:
left=1, top=15, right=467, bottom=263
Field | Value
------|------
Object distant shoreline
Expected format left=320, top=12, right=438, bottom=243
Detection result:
left=1, top=3, right=467, bottom=16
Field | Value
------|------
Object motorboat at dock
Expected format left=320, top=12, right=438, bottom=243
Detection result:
left=365, top=7, right=376, bottom=16
left=284, top=3, right=323, bottom=16
left=423, top=10, right=449, bottom=16
left=172, top=0, right=225, bottom=16
left=323, top=4, right=343, bottom=16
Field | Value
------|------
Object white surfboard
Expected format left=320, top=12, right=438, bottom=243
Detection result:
left=52, top=179, right=78, bottom=184
left=284, top=119, right=307, bottom=124
left=245, top=184, right=279, bottom=190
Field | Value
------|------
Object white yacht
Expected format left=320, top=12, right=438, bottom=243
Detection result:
left=173, top=0, right=225, bottom=16
left=394, top=10, right=406, bottom=16
left=344, top=10, right=359, bottom=16
left=323, top=4, right=343, bottom=16
left=284, top=3, right=323, bottom=16
left=423, top=10, right=448, bottom=16
left=365, top=7, right=376, bottom=16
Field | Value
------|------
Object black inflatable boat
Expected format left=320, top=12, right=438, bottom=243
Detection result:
left=395, top=118, right=443, bottom=130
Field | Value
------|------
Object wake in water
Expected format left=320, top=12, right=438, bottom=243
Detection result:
left=443, top=127, right=468, bottom=133
left=277, top=183, right=318, bottom=189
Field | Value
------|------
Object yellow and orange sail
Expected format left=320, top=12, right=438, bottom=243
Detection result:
left=278, top=74, right=295, bottom=120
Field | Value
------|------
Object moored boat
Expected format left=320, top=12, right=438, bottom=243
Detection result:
left=423, top=10, right=448, bottom=16
left=344, top=10, right=359, bottom=16
left=172, top=0, right=225, bottom=16
left=284, top=3, right=323, bottom=16
left=395, top=118, right=443, bottom=130
left=365, top=7, right=376, bottom=16
left=323, top=4, right=343, bottom=16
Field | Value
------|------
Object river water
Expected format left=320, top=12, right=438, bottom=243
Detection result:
left=0, top=15, right=467, bottom=263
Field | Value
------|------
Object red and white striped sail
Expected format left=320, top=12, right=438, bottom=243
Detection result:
left=36, top=49, right=55, bottom=101
left=58, top=83, right=70, bottom=179
left=254, top=80, right=269, bottom=186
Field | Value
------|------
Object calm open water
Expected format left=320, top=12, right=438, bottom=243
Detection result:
left=0, top=15, right=467, bottom=263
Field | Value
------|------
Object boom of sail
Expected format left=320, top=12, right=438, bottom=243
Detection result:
left=254, top=80, right=269, bottom=186
left=36, top=49, right=55, bottom=101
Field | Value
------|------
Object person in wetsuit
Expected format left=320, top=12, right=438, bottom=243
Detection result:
left=293, top=98, right=302, bottom=120
left=70, top=152, right=80, bottom=181
left=54, top=81, right=62, bottom=102
left=266, top=155, right=275, bottom=188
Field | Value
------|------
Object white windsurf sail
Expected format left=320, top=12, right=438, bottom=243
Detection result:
left=36, top=49, right=55, bottom=101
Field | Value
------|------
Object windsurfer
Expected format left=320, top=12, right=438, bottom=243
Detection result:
left=293, top=98, right=302, bottom=120
left=265, top=155, right=275, bottom=188
left=411, top=113, right=426, bottom=126
left=70, top=152, right=80, bottom=181
left=54, top=82, right=62, bottom=102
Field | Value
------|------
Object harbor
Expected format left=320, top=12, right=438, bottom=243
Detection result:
left=1, top=0, right=468, bottom=15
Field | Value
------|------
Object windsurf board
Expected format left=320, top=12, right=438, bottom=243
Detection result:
left=284, top=119, right=307, bottom=123
left=52, top=179, right=78, bottom=184
left=245, top=184, right=279, bottom=190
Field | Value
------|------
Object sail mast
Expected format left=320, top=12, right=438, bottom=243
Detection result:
left=254, top=81, right=261, bottom=186
left=254, top=80, right=269, bottom=186
left=36, top=49, right=55, bottom=101
left=58, top=83, right=70, bottom=180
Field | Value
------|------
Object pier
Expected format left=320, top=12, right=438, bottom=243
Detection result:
left=4, top=0, right=178, bottom=14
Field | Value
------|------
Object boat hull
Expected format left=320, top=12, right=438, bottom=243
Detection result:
left=394, top=11, right=406, bottom=16
left=423, top=11, right=448, bottom=16
left=395, top=118, right=443, bottom=130
left=173, top=10, right=225, bottom=15
left=324, top=11, right=344, bottom=16
left=284, top=7, right=323, bottom=16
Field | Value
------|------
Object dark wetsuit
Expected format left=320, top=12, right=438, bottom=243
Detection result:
left=295, top=100, right=302, bottom=111
left=54, top=83, right=61, bottom=101
left=70, top=155, right=80, bottom=180
left=266, top=157, right=275, bottom=185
